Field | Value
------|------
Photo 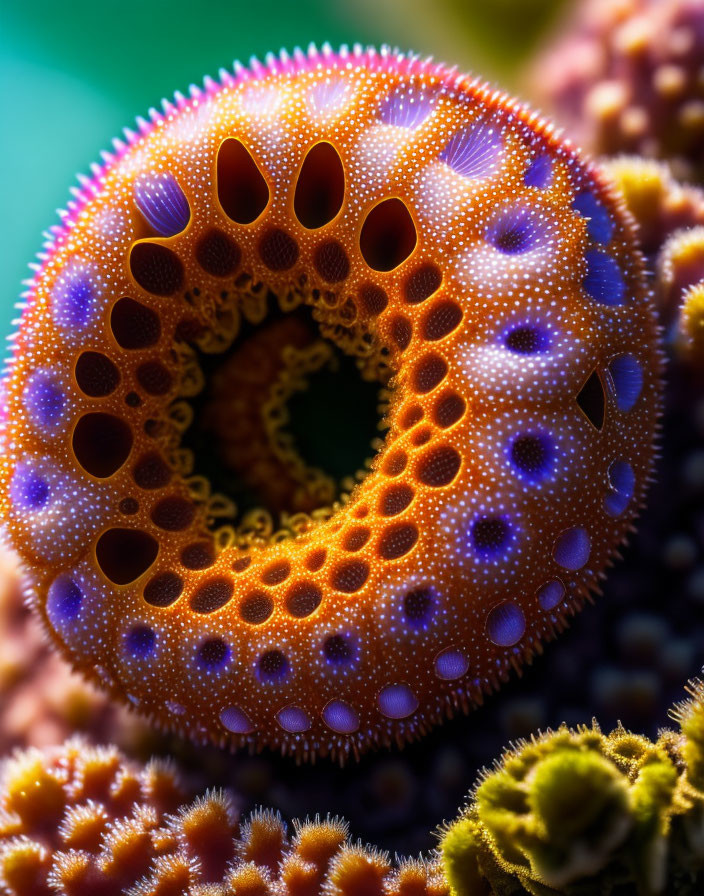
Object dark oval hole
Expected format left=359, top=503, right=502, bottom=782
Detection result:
left=358, top=283, right=388, bottom=316
left=412, top=353, right=448, bottom=394
left=75, top=351, right=120, bottom=397
left=261, top=560, right=290, bottom=585
left=129, top=242, right=184, bottom=297
left=330, top=559, right=369, bottom=594
left=180, top=541, right=215, bottom=570
left=285, top=581, right=322, bottom=618
left=144, top=571, right=183, bottom=607
left=197, top=637, right=229, bottom=668
left=404, top=263, right=442, bottom=304
left=434, top=391, right=466, bottom=429
left=313, top=240, right=350, bottom=283
left=217, top=138, right=270, bottom=224
left=239, top=591, right=274, bottom=624
left=110, top=297, right=162, bottom=349
left=96, top=528, right=158, bottom=585
left=73, top=413, right=133, bottom=478
left=258, top=227, right=299, bottom=271
left=190, top=577, right=235, bottom=614
left=404, top=587, right=435, bottom=628
left=136, top=360, right=173, bottom=396
left=294, top=142, right=345, bottom=229
left=150, top=495, right=196, bottom=531
left=390, top=315, right=412, bottom=351
left=422, top=300, right=463, bottom=341
left=132, top=451, right=172, bottom=489
left=576, top=370, right=606, bottom=431
left=417, top=445, right=461, bottom=487
left=195, top=227, right=242, bottom=277
left=360, top=198, right=417, bottom=272
left=119, top=497, right=139, bottom=515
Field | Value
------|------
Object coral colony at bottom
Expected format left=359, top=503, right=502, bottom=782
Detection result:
left=2, top=682, right=704, bottom=894
left=3, top=2, right=704, bottom=892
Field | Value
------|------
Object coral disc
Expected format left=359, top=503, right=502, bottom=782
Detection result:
left=0, top=45, right=661, bottom=760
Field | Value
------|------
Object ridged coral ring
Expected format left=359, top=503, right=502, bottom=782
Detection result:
left=0, top=45, right=661, bottom=760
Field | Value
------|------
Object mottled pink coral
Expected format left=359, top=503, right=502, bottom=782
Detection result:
left=532, top=0, right=704, bottom=180
left=0, top=544, right=152, bottom=754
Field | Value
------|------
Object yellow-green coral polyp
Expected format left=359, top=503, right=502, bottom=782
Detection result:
left=440, top=687, right=704, bottom=894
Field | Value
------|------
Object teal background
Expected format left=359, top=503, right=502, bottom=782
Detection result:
left=0, top=0, right=381, bottom=340
left=1, top=0, right=567, bottom=341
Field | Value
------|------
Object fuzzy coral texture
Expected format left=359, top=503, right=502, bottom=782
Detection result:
left=600, top=156, right=704, bottom=355
left=4, top=683, right=704, bottom=896
left=0, top=738, right=448, bottom=896
left=440, top=680, right=704, bottom=895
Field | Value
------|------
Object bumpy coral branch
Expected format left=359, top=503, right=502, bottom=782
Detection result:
left=601, top=156, right=704, bottom=361
left=681, top=279, right=704, bottom=360
left=0, top=738, right=448, bottom=896
left=531, top=0, right=704, bottom=368
left=531, top=0, right=704, bottom=182
left=601, top=157, right=704, bottom=259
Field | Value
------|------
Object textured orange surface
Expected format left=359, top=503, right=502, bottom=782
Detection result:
left=0, top=739, right=449, bottom=895
left=0, top=46, right=661, bottom=760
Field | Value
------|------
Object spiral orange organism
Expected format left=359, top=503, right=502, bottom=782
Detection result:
left=0, top=45, right=661, bottom=760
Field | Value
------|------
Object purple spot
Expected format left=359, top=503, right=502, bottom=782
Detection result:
left=125, top=625, right=155, bottom=658
left=573, top=191, right=613, bottom=244
left=440, top=120, right=502, bottom=179
left=510, top=432, right=553, bottom=482
left=52, top=264, right=100, bottom=330
left=277, top=706, right=311, bottom=733
left=434, top=648, right=469, bottom=680
left=134, top=173, right=191, bottom=237
left=487, top=207, right=540, bottom=254
left=537, top=580, right=565, bottom=611
left=11, top=464, right=49, bottom=510
left=471, top=515, right=512, bottom=558
left=503, top=324, right=550, bottom=354
left=196, top=637, right=230, bottom=669
left=486, top=602, right=525, bottom=647
left=402, top=586, right=436, bottom=630
left=47, top=575, right=82, bottom=625
left=220, top=705, right=255, bottom=734
left=24, top=371, right=65, bottom=429
left=553, top=527, right=591, bottom=571
left=379, top=84, right=435, bottom=129
left=605, top=460, right=635, bottom=516
left=322, top=699, right=359, bottom=734
left=378, top=684, right=418, bottom=719
left=608, top=354, right=643, bottom=412
left=323, top=633, right=356, bottom=667
left=257, top=649, right=289, bottom=683
left=524, top=154, right=553, bottom=189
left=310, top=79, right=348, bottom=112
left=583, top=249, right=626, bottom=306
